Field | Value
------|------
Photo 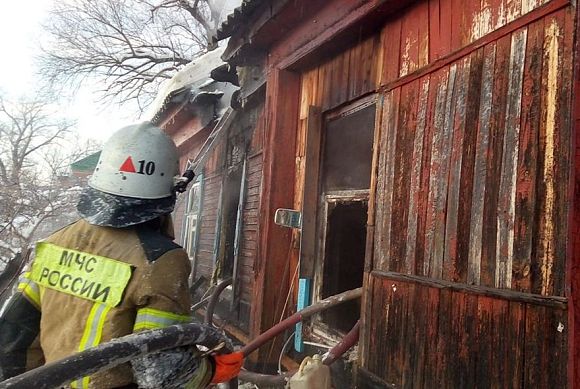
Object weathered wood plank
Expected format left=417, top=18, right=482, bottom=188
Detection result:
left=377, top=88, right=401, bottom=271
left=401, top=282, right=416, bottom=388
left=405, top=77, right=430, bottom=275
left=456, top=49, right=484, bottom=283
left=422, top=285, right=440, bottom=387
left=513, top=17, right=543, bottom=293
left=415, top=72, right=439, bottom=277
left=434, top=288, right=453, bottom=385
left=428, top=0, right=452, bottom=61
left=475, top=296, right=494, bottom=389
left=496, top=28, right=527, bottom=289
left=550, top=8, right=574, bottom=298
left=400, top=2, right=428, bottom=77
left=505, top=301, right=526, bottom=388
left=361, top=36, right=380, bottom=95
left=373, top=94, right=388, bottom=272
left=384, top=278, right=400, bottom=384
left=468, top=43, right=496, bottom=285
left=390, top=82, right=418, bottom=273
left=443, top=56, right=469, bottom=281
left=523, top=304, right=545, bottom=386
left=380, top=18, right=402, bottom=85
left=410, top=282, right=429, bottom=388
left=490, top=298, right=510, bottom=387
left=425, top=65, right=457, bottom=278
left=480, top=34, right=510, bottom=288
left=534, top=14, right=565, bottom=296
left=300, top=106, right=322, bottom=279
left=545, top=305, right=568, bottom=388
left=450, top=291, right=477, bottom=387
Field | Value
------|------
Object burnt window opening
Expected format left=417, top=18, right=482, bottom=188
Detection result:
left=315, top=102, right=375, bottom=335
left=217, top=132, right=247, bottom=282
left=322, top=104, right=375, bottom=192
left=321, top=200, right=367, bottom=333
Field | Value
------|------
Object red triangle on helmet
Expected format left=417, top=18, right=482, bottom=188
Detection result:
left=119, top=156, right=137, bottom=173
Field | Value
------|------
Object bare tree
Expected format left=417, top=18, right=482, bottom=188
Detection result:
left=0, top=97, right=93, bottom=267
left=38, top=0, right=229, bottom=109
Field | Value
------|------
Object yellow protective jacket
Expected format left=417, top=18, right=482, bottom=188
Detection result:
left=13, top=219, right=207, bottom=388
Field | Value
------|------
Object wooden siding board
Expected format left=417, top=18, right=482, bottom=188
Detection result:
left=425, top=66, right=454, bottom=279
left=401, top=283, right=417, bottom=389
left=506, top=302, right=526, bottom=389
left=423, top=286, right=440, bottom=387
left=456, top=49, right=484, bottom=283
left=429, top=0, right=452, bottom=61
left=400, top=3, right=429, bottom=77
left=475, top=296, right=494, bottom=389
left=450, top=291, right=478, bottom=387
left=491, top=298, right=510, bottom=387
left=449, top=291, right=466, bottom=387
left=405, top=77, right=430, bottom=274
left=480, top=34, right=510, bottom=289
left=496, top=28, right=527, bottom=289
left=468, top=43, right=496, bottom=285
left=378, top=88, right=401, bottom=271
left=513, top=17, right=544, bottom=293
left=370, top=277, right=382, bottom=375
left=374, top=95, right=388, bottom=272
left=389, top=281, right=408, bottom=387
left=534, top=12, right=569, bottom=296
left=443, top=57, right=469, bottom=281
left=546, top=306, right=569, bottom=388
left=390, top=82, right=419, bottom=273
left=415, top=72, right=439, bottom=277
left=380, top=18, right=402, bottom=85
left=523, top=304, right=545, bottom=387
left=410, top=282, right=428, bottom=388
left=434, top=288, right=453, bottom=385
left=361, top=36, right=380, bottom=95
left=552, top=8, right=574, bottom=298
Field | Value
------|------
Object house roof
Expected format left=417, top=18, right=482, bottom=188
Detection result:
left=214, top=0, right=264, bottom=41
left=70, top=151, right=101, bottom=173
left=146, top=46, right=229, bottom=123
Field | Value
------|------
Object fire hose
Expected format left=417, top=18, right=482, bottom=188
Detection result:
left=0, top=287, right=362, bottom=388
left=203, top=282, right=362, bottom=386
left=0, top=323, right=230, bottom=389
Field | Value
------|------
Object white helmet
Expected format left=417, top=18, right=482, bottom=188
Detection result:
left=89, top=122, right=179, bottom=199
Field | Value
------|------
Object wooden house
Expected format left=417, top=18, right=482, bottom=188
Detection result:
left=205, top=0, right=580, bottom=387
left=149, top=45, right=267, bottom=337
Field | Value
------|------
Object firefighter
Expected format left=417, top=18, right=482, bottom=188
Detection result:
left=0, top=122, right=243, bottom=388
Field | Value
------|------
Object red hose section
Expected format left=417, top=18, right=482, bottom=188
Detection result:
left=322, top=320, right=360, bottom=365
left=241, top=288, right=362, bottom=357
left=241, top=313, right=303, bottom=357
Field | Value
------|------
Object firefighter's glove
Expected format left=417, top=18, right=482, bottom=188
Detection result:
left=131, top=346, right=211, bottom=389
left=210, top=351, right=244, bottom=384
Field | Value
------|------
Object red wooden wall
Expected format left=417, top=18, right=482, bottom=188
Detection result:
left=272, top=0, right=577, bottom=386
left=360, top=0, right=575, bottom=387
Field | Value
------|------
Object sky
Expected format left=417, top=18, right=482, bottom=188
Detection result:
left=0, top=0, right=136, bottom=142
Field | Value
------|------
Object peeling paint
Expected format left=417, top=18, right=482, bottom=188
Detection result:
left=521, top=0, right=540, bottom=14
left=400, top=36, right=415, bottom=77
left=541, top=20, right=559, bottom=296
left=471, top=3, right=493, bottom=42
left=506, top=0, right=521, bottom=23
